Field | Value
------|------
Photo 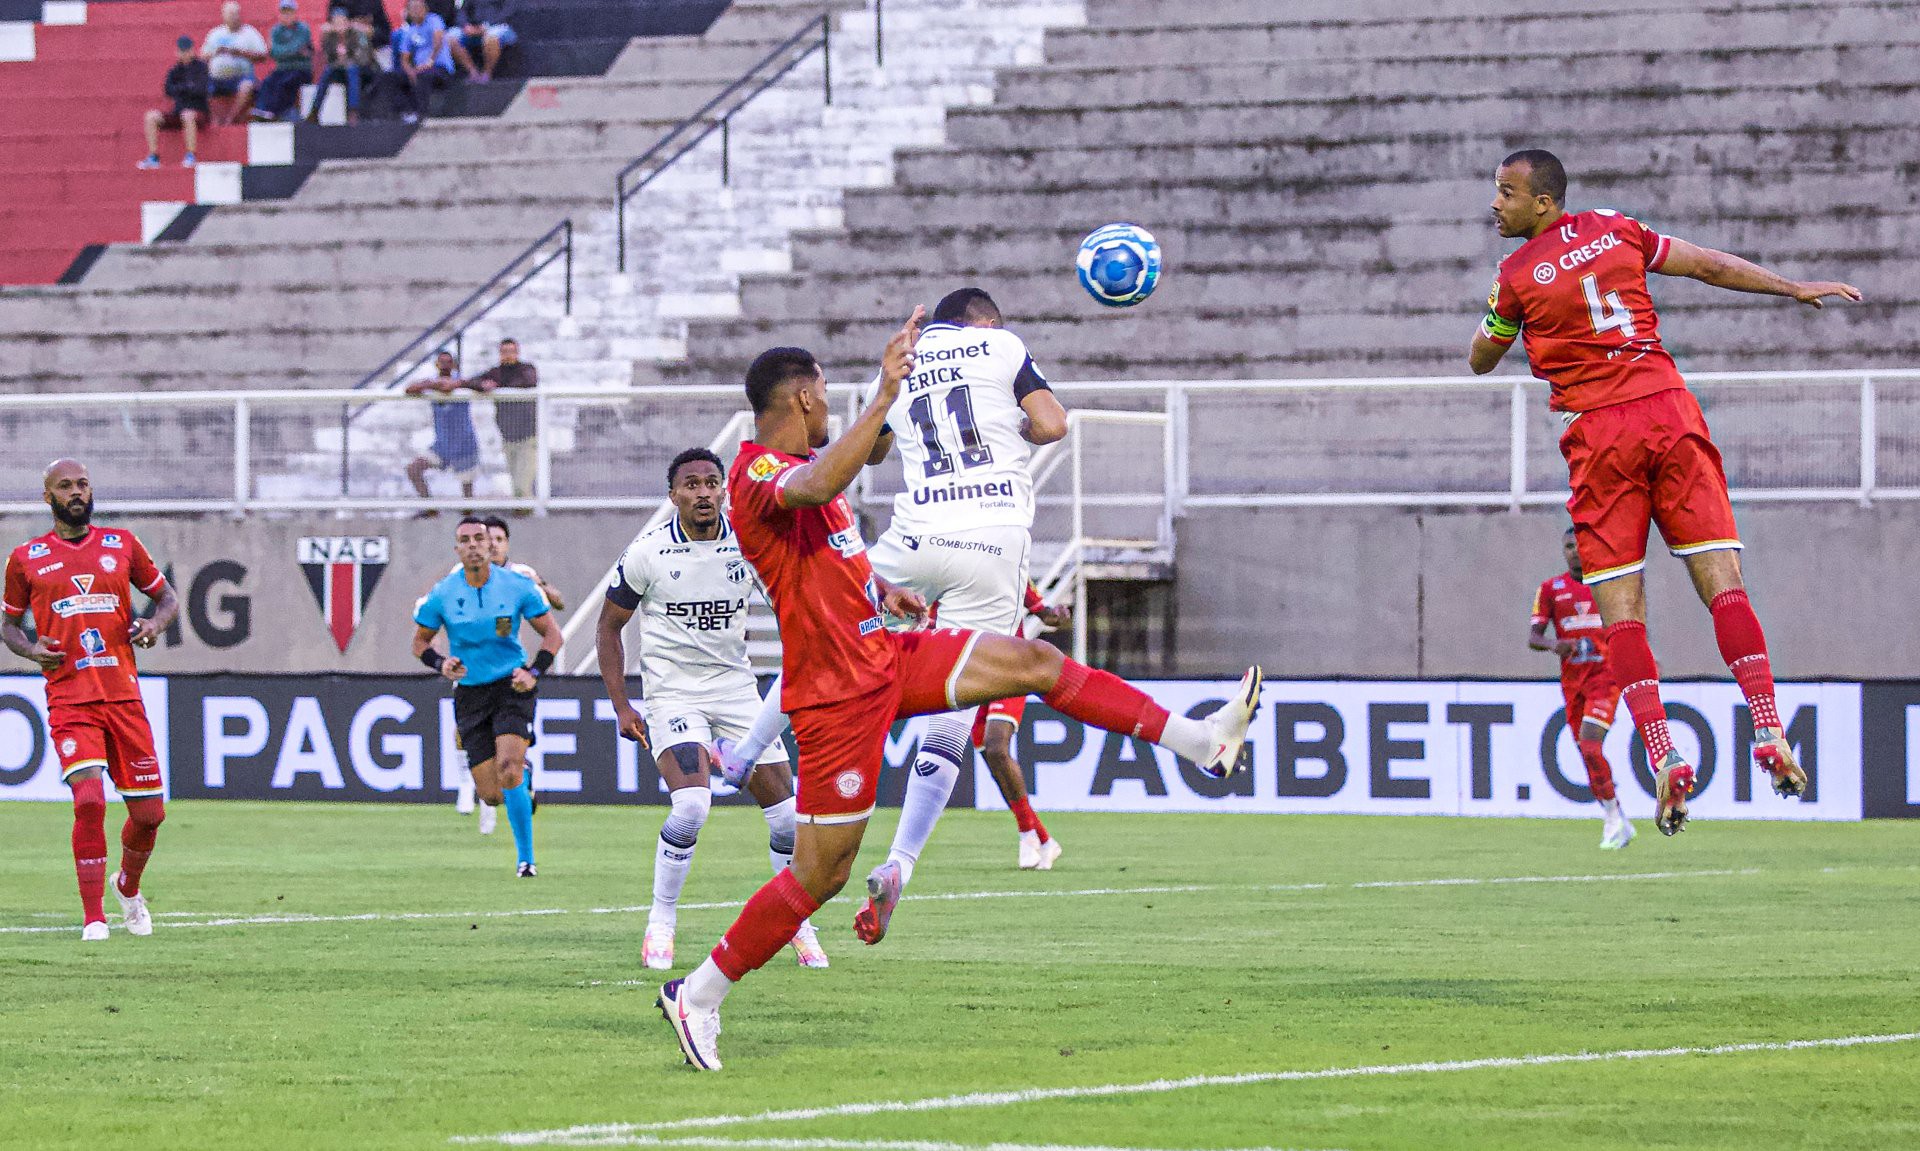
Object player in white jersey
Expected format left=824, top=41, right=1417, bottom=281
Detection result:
left=597, top=448, right=827, bottom=971
left=716, top=288, right=1068, bottom=929
left=451, top=515, right=565, bottom=826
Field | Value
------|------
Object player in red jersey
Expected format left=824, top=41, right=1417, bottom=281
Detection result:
left=966, top=581, right=1072, bottom=869
left=1530, top=526, right=1632, bottom=850
left=1469, top=149, right=1861, bottom=835
left=2, top=460, right=179, bottom=941
left=656, top=312, right=1263, bottom=1070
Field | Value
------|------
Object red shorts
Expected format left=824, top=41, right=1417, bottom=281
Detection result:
left=969, top=696, right=1029, bottom=748
left=1559, top=388, right=1741, bottom=584
left=1563, top=674, right=1619, bottom=734
left=788, top=627, right=981, bottom=823
left=52, top=699, right=163, bottom=797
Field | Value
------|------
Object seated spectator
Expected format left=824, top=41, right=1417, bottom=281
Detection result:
left=469, top=337, right=539, bottom=502
left=389, top=0, right=454, bottom=124
left=308, top=6, right=376, bottom=123
left=252, top=0, right=314, bottom=122
left=450, top=0, right=517, bottom=83
left=200, top=1, right=266, bottom=125
left=140, top=35, right=210, bottom=169
left=332, top=0, right=389, bottom=54
left=404, top=351, right=480, bottom=512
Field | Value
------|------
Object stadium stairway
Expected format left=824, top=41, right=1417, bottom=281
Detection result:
left=649, top=0, right=1920, bottom=385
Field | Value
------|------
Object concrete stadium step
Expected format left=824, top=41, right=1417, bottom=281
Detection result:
left=12, top=323, right=428, bottom=379
left=939, top=85, right=1920, bottom=152
left=992, top=43, right=1920, bottom=107
left=1084, top=0, right=1913, bottom=23
left=0, top=278, right=476, bottom=332
left=80, top=235, right=534, bottom=288
left=1045, top=2, right=1911, bottom=66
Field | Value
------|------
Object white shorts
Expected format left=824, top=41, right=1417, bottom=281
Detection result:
left=868, top=523, right=1030, bottom=635
left=643, top=686, right=788, bottom=765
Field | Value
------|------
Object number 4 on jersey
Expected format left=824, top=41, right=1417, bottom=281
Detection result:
left=1580, top=273, right=1637, bottom=339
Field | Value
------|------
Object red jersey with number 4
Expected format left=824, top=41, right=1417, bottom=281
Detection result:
left=2, top=527, right=163, bottom=707
left=1484, top=209, right=1686, bottom=413
left=1531, top=571, right=1613, bottom=690
left=727, top=442, right=893, bottom=712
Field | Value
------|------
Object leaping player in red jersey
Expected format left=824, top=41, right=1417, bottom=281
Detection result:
left=3, top=460, right=180, bottom=941
left=1469, top=148, right=1861, bottom=836
left=1530, top=526, right=1632, bottom=850
left=656, top=311, right=1262, bottom=1071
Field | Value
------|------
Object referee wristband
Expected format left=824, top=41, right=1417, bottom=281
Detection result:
left=529, top=649, right=555, bottom=676
left=420, top=649, right=446, bottom=672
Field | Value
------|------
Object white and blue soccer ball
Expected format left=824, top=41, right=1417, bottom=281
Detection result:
left=1075, top=223, right=1162, bottom=307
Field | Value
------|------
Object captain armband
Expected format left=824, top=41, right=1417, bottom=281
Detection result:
left=1479, top=311, right=1521, bottom=344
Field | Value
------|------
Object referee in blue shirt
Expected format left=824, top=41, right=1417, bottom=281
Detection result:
left=413, top=516, right=562, bottom=876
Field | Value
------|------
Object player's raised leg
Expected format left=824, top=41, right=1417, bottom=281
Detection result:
left=742, top=756, right=826, bottom=968
left=1683, top=550, right=1806, bottom=797
left=877, top=709, right=969, bottom=894
left=1592, top=574, right=1693, bottom=835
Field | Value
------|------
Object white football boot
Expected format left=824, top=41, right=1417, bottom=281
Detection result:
left=643, top=922, right=676, bottom=971
left=81, top=921, right=109, bottom=942
left=658, top=978, right=722, bottom=1071
left=111, top=872, right=153, bottom=936
left=1019, top=830, right=1063, bottom=870
left=455, top=777, right=476, bottom=815
left=477, top=802, right=497, bottom=835
left=791, top=922, right=829, bottom=969
left=1201, top=667, right=1264, bottom=779
left=1600, top=809, right=1636, bottom=851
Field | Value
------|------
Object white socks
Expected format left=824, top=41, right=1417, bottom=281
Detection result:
left=651, top=786, right=712, bottom=927
left=886, top=712, right=970, bottom=889
left=732, top=675, right=792, bottom=766
left=684, top=957, right=733, bottom=1011
left=1157, top=712, right=1213, bottom=764
left=764, top=796, right=796, bottom=875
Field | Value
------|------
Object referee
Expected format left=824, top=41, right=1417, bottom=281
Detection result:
left=412, top=515, right=562, bottom=876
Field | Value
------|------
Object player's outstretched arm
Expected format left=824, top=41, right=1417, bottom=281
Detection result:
left=595, top=599, right=648, bottom=744
left=1657, top=238, right=1863, bottom=308
left=781, top=307, right=925, bottom=508
left=1468, top=332, right=1511, bottom=375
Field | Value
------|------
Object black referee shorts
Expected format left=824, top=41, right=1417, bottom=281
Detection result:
left=453, top=678, right=537, bottom=772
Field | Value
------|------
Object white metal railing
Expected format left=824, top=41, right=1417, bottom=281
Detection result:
left=0, top=369, right=1914, bottom=515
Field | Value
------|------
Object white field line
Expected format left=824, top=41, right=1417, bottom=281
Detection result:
left=0, top=868, right=1767, bottom=936
left=506, top=1138, right=1339, bottom=1151
left=461, top=1032, right=1920, bottom=1146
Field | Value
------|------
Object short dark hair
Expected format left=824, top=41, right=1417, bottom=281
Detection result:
left=500, top=337, right=518, bottom=347
left=435, top=349, right=454, bottom=360
left=744, top=347, right=820, bottom=415
left=480, top=514, right=510, bottom=538
left=932, top=287, right=1000, bottom=325
left=1502, top=149, right=1568, bottom=205
left=455, top=514, right=490, bottom=535
left=668, top=446, right=725, bottom=487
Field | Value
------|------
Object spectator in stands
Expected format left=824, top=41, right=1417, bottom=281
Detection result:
left=450, top=0, right=517, bottom=83
left=200, top=1, right=266, bottom=125
left=471, top=338, right=539, bottom=501
left=404, top=351, right=480, bottom=512
left=390, top=0, right=455, bottom=124
left=333, top=0, right=389, bottom=55
left=139, top=36, right=210, bottom=170
left=308, top=6, right=375, bottom=123
left=252, top=0, right=314, bottom=122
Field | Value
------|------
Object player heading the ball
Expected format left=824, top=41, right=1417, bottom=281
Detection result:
left=1469, top=148, right=1860, bottom=835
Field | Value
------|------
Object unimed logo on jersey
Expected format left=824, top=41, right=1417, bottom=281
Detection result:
left=297, top=536, right=389, bottom=653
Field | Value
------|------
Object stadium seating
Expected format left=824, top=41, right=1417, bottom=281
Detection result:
left=651, top=0, right=1919, bottom=385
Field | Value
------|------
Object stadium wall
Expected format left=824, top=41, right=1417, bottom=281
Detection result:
left=5, top=672, right=1918, bottom=821
left=1, top=503, right=1912, bottom=680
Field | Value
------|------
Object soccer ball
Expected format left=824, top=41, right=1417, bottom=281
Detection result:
left=1075, top=223, right=1162, bottom=307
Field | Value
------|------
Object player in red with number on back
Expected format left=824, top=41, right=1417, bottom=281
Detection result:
left=3, top=460, right=180, bottom=941
left=655, top=310, right=1263, bottom=1071
left=1470, top=148, right=1861, bottom=835
left=1530, top=526, right=1631, bottom=851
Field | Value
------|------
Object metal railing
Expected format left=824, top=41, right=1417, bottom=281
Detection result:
left=2, top=371, right=1916, bottom=516
left=613, top=14, right=832, bottom=272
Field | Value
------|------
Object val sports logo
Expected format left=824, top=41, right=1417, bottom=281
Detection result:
left=297, top=536, right=389, bottom=653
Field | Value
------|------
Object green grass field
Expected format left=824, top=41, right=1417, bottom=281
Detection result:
left=2, top=802, right=1918, bottom=1151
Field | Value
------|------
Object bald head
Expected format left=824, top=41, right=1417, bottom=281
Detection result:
left=43, top=459, right=93, bottom=531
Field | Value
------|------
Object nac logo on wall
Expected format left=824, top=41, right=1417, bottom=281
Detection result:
left=297, top=536, right=389, bottom=653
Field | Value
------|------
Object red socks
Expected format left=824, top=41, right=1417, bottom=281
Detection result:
left=1007, top=796, right=1047, bottom=841
left=1044, top=660, right=1168, bottom=744
left=1710, top=589, right=1781, bottom=730
left=1578, top=739, right=1617, bottom=802
left=1603, top=620, right=1675, bottom=763
left=118, top=798, right=165, bottom=897
left=710, top=869, right=821, bottom=982
left=70, top=777, right=108, bottom=924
